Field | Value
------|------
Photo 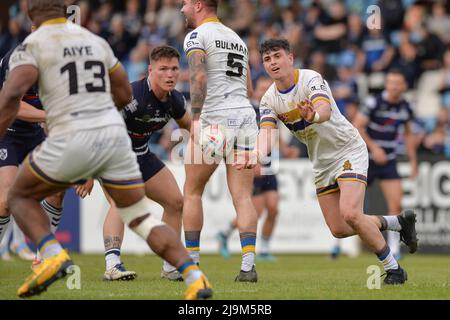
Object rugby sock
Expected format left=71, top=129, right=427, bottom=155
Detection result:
left=222, top=221, right=236, bottom=238
left=240, top=232, right=256, bottom=272
left=178, top=260, right=202, bottom=286
left=0, top=223, right=11, bottom=255
left=163, top=260, right=177, bottom=273
left=105, top=249, right=121, bottom=270
left=41, top=200, right=63, bottom=234
left=260, top=235, right=271, bottom=255
left=185, top=231, right=200, bottom=264
left=377, top=245, right=398, bottom=271
left=388, top=231, right=401, bottom=256
left=11, top=218, right=26, bottom=248
left=378, top=215, right=402, bottom=231
left=37, top=234, right=63, bottom=259
left=0, top=216, right=11, bottom=243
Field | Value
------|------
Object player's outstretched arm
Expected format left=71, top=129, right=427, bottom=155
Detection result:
left=0, top=65, right=38, bottom=138
left=233, top=124, right=274, bottom=170
left=298, top=100, right=331, bottom=124
left=187, top=51, right=207, bottom=120
left=17, top=100, right=46, bottom=123
left=109, top=63, right=132, bottom=110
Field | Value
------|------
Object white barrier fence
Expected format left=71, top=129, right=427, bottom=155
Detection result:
left=80, top=160, right=360, bottom=255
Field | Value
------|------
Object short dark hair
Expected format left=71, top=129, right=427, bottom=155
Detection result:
left=201, top=0, right=219, bottom=9
left=28, top=0, right=65, bottom=14
left=259, top=38, right=291, bottom=56
left=150, top=46, right=181, bottom=63
left=387, top=68, right=406, bottom=81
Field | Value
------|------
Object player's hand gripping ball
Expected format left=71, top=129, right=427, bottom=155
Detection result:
left=200, top=124, right=227, bottom=161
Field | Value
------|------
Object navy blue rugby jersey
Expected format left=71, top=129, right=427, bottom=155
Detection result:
left=121, top=78, right=187, bottom=152
left=361, top=91, right=414, bottom=161
left=0, top=47, right=44, bottom=136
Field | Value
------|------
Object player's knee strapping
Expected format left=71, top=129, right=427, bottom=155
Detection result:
left=116, top=197, right=164, bottom=239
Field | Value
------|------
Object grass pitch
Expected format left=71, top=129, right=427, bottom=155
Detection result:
left=0, top=254, right=449, bottom=300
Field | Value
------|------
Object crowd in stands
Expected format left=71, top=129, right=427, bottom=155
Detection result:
left=1, top=0, right=450, bottom=159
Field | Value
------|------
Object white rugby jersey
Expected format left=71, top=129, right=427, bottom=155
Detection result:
left=9, top=18, right=124, bottom=136
left=259, top=69, right=365, bottom=169
left=183, top=18, right=252, bottom=113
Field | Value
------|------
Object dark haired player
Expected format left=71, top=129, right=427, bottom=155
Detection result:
left=101, top=45, right=191, bottom=282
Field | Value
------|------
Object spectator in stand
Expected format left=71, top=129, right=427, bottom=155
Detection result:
left=313, top=0, right=347, bottom=65
left=124, top=41, right=149, bottom=82
left=223, top=0, right=255, bottom=38
left=412, top=23, right=445, bottom=73
left=156, top=0, right=184, bottom=40
left=256, top=0, right=281, bottom=25
left=307, top=50, right=337, bottom=83
left=422, top=107, right=449, bottom=155
left=123, top=0, right=143, bottom=40
left=107, top=13, right=137, bottom=61
left=361, top=27, right=395, bottom=74
left=427, top=1, right=450, bottom=45
left=347, top=14, right=364, bottom=47
left=378, top=0, right=405, bottom=34
left=331, top=59, right=359, bottom=119
left=391, top=31, right=420, bottom=89
left=439, top=47, right=450, bottom=109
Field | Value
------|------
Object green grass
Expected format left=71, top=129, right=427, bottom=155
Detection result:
left=0, top=254, right=449, bottom=300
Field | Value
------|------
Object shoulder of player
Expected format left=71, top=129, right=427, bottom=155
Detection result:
left=184, top=27, right=203, bottom=42
left=299, top=69, right=323, bottom=84
left=130, top=78, right=148, bottom=100
left=169, top=89, right=185, bottom=102
left=260, top=84, right=278, bottom=107
left=0, top=47, right=16, bottom=67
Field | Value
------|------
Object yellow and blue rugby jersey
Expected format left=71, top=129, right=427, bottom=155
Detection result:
left=259, top=69, right=365, bottom=169
left=183, top=18, right=252, bottom=113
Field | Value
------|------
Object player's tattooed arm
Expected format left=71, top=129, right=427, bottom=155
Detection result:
left=188, top=51, right=207, bottom=120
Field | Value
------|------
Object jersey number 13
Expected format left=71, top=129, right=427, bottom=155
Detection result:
left=60, top=60, right=106, bottom=95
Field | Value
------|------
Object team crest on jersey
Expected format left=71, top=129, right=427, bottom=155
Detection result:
left=0, top=149, right=7, bottom=161
left=343, top=160, right=352, bottom=171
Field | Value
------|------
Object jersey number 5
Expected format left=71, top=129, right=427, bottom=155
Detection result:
left=61, top=61, right=106, bottom=95
left=226, top=53, right=244, bottom=78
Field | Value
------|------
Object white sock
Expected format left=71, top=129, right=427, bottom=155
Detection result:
left=0, top=224, right=11, bottom=254
left=260, top=236, right=270, bottom=255
left=241, top=252, right=255, bottom=272
left=38, top=235, right=63, bottom=259
left=41, top=200, right=63, bottom=234
left=105, top=249, right=121, bottom=270
left=388, top=231, right=400, bottom=256
left=378, top=247, right=399, bottom=271
left=0, top=216, right=11, bottom=243
left=383, top=216, right=402, bottom=231
left=222, top=222, right=236, bottom=238
left=163, top=260, right=177, bottom=273
left=11, top=218, right=26, bottom=248
left=188, top=251, right=200, bottom=265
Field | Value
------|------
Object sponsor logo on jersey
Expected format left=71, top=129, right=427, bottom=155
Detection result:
left=190, top=32, right=198, bottom=39
left=0, top=149, right=8, bottom=161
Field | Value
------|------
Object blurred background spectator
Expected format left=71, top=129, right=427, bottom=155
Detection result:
left=1, top=0, right=449, bottom=160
